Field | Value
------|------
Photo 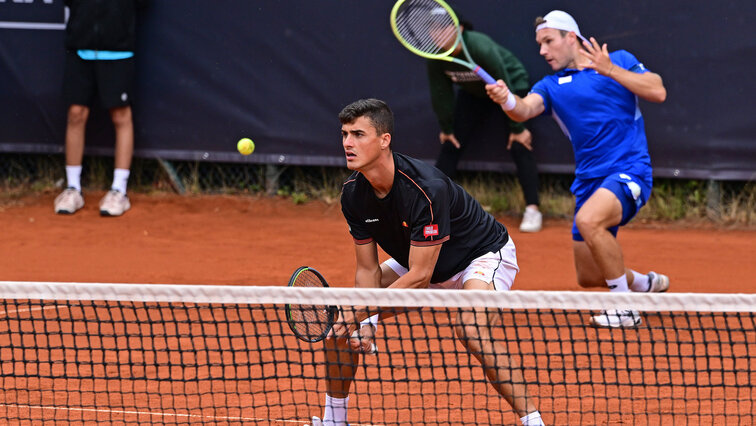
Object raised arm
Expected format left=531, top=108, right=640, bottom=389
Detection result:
left=486, top=81, right=545, bottom=122
left=580, top=37, right=667, bottom=103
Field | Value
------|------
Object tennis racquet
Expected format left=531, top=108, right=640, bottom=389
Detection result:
left=285, top=266, right=377, bottom=353
left=285, top=266, right=338, bottom=343
left=390, top=0, right=496, bottom=84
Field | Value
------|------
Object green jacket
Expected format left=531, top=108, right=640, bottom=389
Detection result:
left=427, top=30, right=530, bottom=134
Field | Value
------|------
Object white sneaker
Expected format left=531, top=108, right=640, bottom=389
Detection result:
left=99, top=190, right=131, bottom=217
left=590, top=309, right=642, bottom=328
left=54, top=187, right=84, bottom=214
left=647, top=271, right=670, bottom=293
left=519, top=209, right=542, bottom=232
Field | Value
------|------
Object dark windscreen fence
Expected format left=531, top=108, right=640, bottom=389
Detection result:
left=1, top=1, right=754, bottom=180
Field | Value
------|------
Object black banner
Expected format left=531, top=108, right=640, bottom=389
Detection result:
left=1, top=0, right=754, bottom=180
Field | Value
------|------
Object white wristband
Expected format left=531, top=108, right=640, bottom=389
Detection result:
left=502, top=93, right=517, bottom=111
left=360, top=314, right=379, bottom=330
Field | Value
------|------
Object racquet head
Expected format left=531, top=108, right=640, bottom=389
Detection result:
left=390, top=0, right=461, bottom=60
left=285, top=266, right=337, bottom=343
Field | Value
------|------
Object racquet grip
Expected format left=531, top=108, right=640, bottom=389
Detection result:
left=474, top=66, right=496, bottom=85
left=350, top=330, right=378, bottom=354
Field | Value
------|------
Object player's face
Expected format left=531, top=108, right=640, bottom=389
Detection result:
left=341, top=116, right=390, bottom=171
left=536, top=28, right=575, bottom=71
left=429, top=24, right=457, bottom=52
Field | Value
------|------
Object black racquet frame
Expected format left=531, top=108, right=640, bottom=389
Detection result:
left=285, top=266, right=338, bottom=343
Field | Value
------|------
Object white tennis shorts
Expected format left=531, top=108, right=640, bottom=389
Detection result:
left=384, top=238, right=519, bottom=291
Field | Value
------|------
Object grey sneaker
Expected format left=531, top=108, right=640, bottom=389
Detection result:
left=590, top=309, right=642, bottom=328
left=99, top=190, right=130, bottom=217
left=519, top=209, right=543, bottom=233
left=54, top=187, right=84, bottom=214
left=647, top=271, right=670, bottom=293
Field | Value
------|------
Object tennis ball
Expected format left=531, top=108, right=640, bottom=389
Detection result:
left=237, top=138, right=255, bottom=155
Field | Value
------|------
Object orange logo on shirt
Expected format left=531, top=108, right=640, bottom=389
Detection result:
left=402, top=221, right=408, bottom=228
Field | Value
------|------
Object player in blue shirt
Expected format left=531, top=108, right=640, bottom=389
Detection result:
left=485, top=11, right=670, bottom=328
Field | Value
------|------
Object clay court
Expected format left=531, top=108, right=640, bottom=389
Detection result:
left=1, top=191, right=753, bottom=292
left=0, top=191, right=754, bottom=424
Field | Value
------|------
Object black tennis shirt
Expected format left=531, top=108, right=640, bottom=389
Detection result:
left=341, top=152, right=509, bottom=283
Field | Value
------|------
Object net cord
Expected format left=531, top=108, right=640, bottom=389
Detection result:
left=0, top=281, right=754, bottom=312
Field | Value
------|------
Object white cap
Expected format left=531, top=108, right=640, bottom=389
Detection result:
left=536, top=10, right=588, bottom=43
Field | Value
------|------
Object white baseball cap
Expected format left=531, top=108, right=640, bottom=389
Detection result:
left=536, top=10, right=588, bottom=43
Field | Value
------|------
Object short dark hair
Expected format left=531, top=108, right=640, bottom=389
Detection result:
left=338, top=98, right=394, bottom=137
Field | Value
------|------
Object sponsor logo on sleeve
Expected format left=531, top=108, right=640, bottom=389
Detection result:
left=423, top=224, right=439, bottom=237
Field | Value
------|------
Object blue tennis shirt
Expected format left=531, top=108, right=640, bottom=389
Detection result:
left=531, top=50, right=652, bottom=180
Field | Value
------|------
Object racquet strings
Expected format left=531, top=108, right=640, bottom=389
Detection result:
left=288, top=269, right=332, bottom=341
left=394, top=0, right=457, bottom=56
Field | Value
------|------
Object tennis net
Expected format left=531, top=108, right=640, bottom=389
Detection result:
left=0, top=281, right=753, bottom=425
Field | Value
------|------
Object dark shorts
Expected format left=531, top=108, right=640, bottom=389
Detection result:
left=571, top=172, right=652, bottom=241
left=63, top=50, right=135, bottom=109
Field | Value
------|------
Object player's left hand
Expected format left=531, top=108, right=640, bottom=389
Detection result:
left=508, top=128, right=533, bottom=151
left=580, top=37, right=615, bottom=77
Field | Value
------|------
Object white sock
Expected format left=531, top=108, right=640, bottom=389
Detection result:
left=520, top=410, right=545, bottom=426
left=112, top=168, right=130, bottom=194
left=323, top=394, right=348, bottom=426
left=65, top=165, right=82, bottom=191
left=629, top=270, right=650, bottom=292
left=606, top=275, right=629, bottom=293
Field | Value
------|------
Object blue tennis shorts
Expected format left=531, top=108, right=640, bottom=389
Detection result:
left=571, top=172, right=652, bottom=241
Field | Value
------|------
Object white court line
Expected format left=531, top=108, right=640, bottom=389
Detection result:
left=0, top=304, right=65, bottom=318
left=0, top=404, right=384, bottom=425
left=0, top=403, right=302, bottom=424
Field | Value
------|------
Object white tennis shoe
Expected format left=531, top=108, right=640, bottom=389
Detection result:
left=519, top=208, right=542, bottom=233
left=54, top=187, right=84, bottom=214
left=590, top=309, right=642, bottom=328
left=647, top=271, right=670, bottom=293
left=99, top=190, right=131, bottom=217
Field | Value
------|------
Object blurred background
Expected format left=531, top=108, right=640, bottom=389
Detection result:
left=1, top=0, right=754, bottom=222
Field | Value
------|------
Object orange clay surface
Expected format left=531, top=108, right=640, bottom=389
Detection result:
left=1, top=191, right=753, bottom=292
left=0, top=191, right=754, bottom=425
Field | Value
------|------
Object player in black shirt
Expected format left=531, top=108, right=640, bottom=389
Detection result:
left=309, top=99, right=544, bottom=426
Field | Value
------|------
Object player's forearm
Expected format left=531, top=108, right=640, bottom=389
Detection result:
left=388, top=269, right=431, bottom=290
left=354, top=266, right=381, bottom=289
left=501, top=94, right=539, bottom=122
left=611, top=68, right=667, bottom=103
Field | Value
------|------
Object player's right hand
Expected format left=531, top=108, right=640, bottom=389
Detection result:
left=350, top=325, right=376, bottom=353
left=439, top=132, right=461, bottom=149
left=485, top=80, right=512, bottom=105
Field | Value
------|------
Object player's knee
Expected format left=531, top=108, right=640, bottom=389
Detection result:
left=67, top=105, right=89, bottom=126
left=574, top=211, right=601, bottom=238
left=576, top=275, right=604, bottom=288
left=454, top=316, right=481, bottom=341
left=110, top=106, right=132, bottom=127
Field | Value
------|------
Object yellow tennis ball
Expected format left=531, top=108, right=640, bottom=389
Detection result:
left=237, top=138, right=255, bottom=155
